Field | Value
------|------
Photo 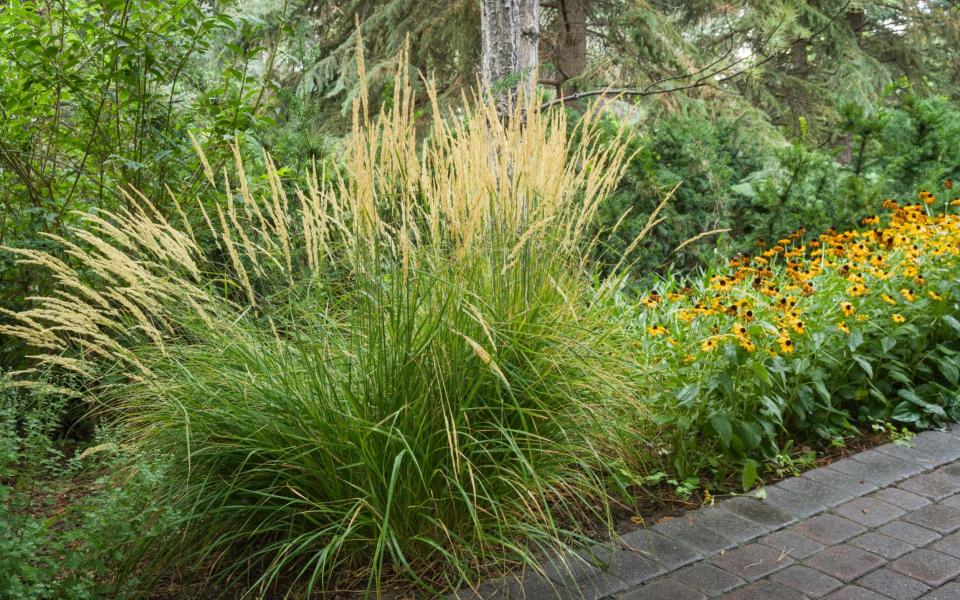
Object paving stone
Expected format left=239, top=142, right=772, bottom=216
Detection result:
left=669, top=563, right=744, bottom=596
left=539, top=547, right=627, bottom=599
left=869, top=487, right=931, bottom=511
left=849, top=532, right=915, bottom=560
left=824, top=586, right=888, bottom=600
left=930, top=530, right=960, bottom=558
left=505, top=573, right=574, bottom=600
left=718, top=496, right=796, bottom=529
left=902, top=502, right=960, bottom=533
left=919, top=581, right=960, bottom=599
left=720, top=579, right=808, bottom=600
left=855, top=567, right=930, bottom=600
left=804, top=545, right=885, bottom=582
left=908, top=432, right=960, bottom=463
left=791, top=514, right=867, bottom=545
left=599, top=545, right=665, bottom=588
left=772, top=565, right=843, bottom=596
left=710, top=543, right=793, bottom=581
left=877, top=520, right=940, bottom=547
left=941, top=493, right=960, bottom=508
left=776, top=473, right=855, bottom=507
left=939, top=462, right=960, bottom=479
left=758, top=529, right=825, bottom=560
left=460, top=574, right=569, bottom=600
left=618, top=579, right=705, bottom=600
left=898, top=471, right=960, bottom=500
left=874, top=441, right=944, bottom=468
left=832, top=496, right=906, bottom=527
left=651, top=514, right=736, bottom=555
left=890, top=548, right=960, bottom=587
left=690, top=506, right=769, bottom=545
left=803, top=465, right=879, bottom=497
left=618, top=529, right=702, bottom=571
left=838, top=449, right=925, bottom=485
left=757, top=485, right=827, bottom=519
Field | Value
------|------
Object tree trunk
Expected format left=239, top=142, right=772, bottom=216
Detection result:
left=481, top=0, right=540, bottom=116
left=847, top=9, right=866, bottom=47
left=546, top=0, right=587, bottom=97
left=791, top=39, right=808, bottom=74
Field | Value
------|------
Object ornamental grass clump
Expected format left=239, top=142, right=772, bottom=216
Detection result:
left=0, top=59, right=642, bottom=596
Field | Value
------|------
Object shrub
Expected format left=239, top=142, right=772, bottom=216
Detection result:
left=630, top=193, right=960, bottom=487
left=0, top=65, right=644, bottom=595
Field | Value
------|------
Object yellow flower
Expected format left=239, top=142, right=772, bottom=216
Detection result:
left=847, top=284, right=868, bottom=297
left=840, top=301, right=855, bottom=317
left=732, top=323, right=749, bottom=337
left=790, top=319, right=806, bottom=335
left=891, top=313, right=906, bottom=324
left=739, top=338, right=756, bottom=352
left=836, top=321, right=850, bottom=334
left=647, top=325, right=668, bottom=336
left=881, top=294, right=897, bottom=306
left=928, top=291, right=943, bottom=301
left=701, top=338, right=719, bottom=352
left=900, top=288, right=915, bottom=302
left=778, top=336, right=795, bottom=354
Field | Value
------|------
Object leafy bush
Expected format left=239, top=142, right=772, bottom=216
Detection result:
left=629, top=194, right=960, bottom=488
left=0, top=376, right=172, bottom=599
left=597, top=87, right=960, bottom=281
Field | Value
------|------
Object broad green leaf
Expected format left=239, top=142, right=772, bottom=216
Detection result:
left=709, top=414, right=733, bottom=448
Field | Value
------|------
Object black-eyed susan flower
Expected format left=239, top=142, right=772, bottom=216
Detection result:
left=881, top=294, right=898, bottom=306
left=790, top=319, right=805, bottom=334
left=837, top=321, right=850, bottom=334
left=647, top=325, right=668, bottom=336
left=778, top=336, right=795, bottom=354
left=928, top=291, right=943, bottom=301
left=840, top=301, right=855, bottom=317
left=891, top=314, right=906, bottom=324
left=900, top=288, right=915, bottom=302
left=847, top=284, right=868, bottom=297
left=701, top=338, right=719, bottom=352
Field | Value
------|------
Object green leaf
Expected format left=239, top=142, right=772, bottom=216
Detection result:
left=852, top=355, right=873, bottom=378
left=847, top=328, right=864, bottom=352
left=898, top=388, right=947, bottom=418
left=881, top=337, right=897, bottom=354
left=676, top=384, right=699, bottom=407
left=811, top=371, right=831, bottom=403
left=741, top=459, right=759, bottom=492
left=939, top=359, right=960, bottom=386
left=891, top=401, right=921, bottom=423
left=709, top=414, right=733, bottom=448
left=942, top=315, right=960, bottom=335
left=738, top=421, right=762, bottom=449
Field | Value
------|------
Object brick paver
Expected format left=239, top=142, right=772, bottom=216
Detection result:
left=457, top=430, right=960, bottom=599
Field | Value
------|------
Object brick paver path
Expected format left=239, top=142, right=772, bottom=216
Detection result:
left=457, top=425, right=960, bottom=599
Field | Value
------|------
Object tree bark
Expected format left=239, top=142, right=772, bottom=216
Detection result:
left=791, top=39, right=808, bottom=74
left=847, top=9, right=866, bottom=47
left=545, top=0, right=587, bottom=97
left=481, top=0, right=540, bottom=116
